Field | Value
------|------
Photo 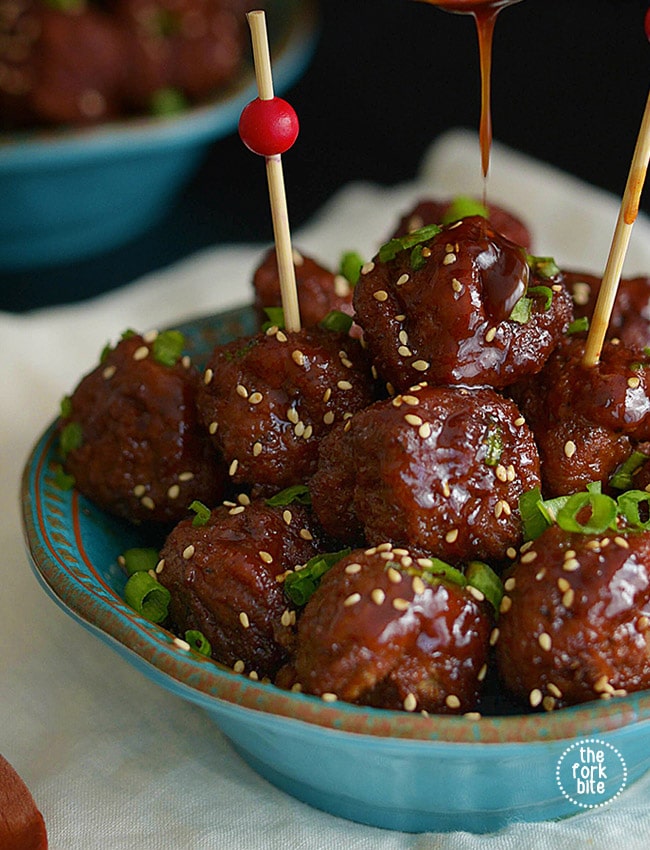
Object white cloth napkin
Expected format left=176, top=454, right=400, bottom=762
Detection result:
left=4, top=128, right=650, bottom=850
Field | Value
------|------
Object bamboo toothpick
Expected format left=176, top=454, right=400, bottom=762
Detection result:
left=582, top=87, right=650, bottom=367
left=246, top=10, right=301, bottom=333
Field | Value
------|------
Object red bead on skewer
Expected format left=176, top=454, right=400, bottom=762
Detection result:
left=239, top=96, right=299, bottom=157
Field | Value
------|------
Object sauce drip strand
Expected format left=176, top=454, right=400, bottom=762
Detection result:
left=421, top=0, right=523, bottom=180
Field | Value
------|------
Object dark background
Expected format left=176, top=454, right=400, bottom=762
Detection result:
left=2, top=0, right=649, bottom=311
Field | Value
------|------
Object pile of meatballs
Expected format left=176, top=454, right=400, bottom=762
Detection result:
left=57, top=197, right=650, bottom=717
left=0, top=0, right=261, bottom=129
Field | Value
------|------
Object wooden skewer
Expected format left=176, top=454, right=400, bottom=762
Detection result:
left=582, top=86, right=650, bottom=367
left=246, top=10, right=301, bottom=333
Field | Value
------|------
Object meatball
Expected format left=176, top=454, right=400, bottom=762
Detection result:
left=496, top=524, right=650, bottom=710
left=353, top=216, right=572, bottom=393
left=158, top=498, right=331, bottom=679
left=310, top=383, right=541, bottom=562
left=511, top=335, right=650, bottom=497
left=0, top=1, right=126, bottom=129
left=392, top=196, right=533, bottom=251
left=196, top=325, right=376, bottom=492
left=253, top=247, right=355, bottom=330
left=290, top=546, right=493, bottom=714
left=59, top=330, right=226, bottom=524
left=567, top=270, right=650, bottom=353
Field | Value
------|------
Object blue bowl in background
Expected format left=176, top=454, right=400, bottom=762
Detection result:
left=0, top=0, right=317, bottom=271
left=20, top=305, right=650, bottom=834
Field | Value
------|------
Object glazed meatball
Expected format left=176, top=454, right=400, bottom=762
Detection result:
left=567, top=270, right=650, bottom=353
left=59, top=330, right=226, bottom=524
left=353, top=216, right=572, bottom=393
left=290, top=546, right=493, bottom=714
left=496, top=524, right=650, bottom=710
left=392, top=197, right=533, bottom=251
left=253, top=247, right=355, bottom=329
left=0, top=1, right=126, bottom=129
left=196, top=325, right=376, bottom=492
left=511, top=335, right=650, bottom=497
left=310, top=383, right=541, bottom=562
left=158, top=498, right=331, bottom=679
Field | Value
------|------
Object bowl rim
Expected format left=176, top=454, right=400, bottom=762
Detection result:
left=0, top=0, right=318, bottom=166
left=21, top=304, right=650, bottom=747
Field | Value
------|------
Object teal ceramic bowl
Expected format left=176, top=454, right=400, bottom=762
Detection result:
left=21, top=305, right=650, bottom=833
left=0, top=1, right=317, bottom=271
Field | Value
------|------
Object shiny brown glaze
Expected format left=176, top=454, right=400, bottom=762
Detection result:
left=290, top=547, right=493, bottom=714
left=158, top=499, right=331, bottom=679
left=392, top=198, right=533, bottom=251
left=60, top=332, right=226, bottom=524
left=353, top=216, right=572, bottom=393
left=310, top=384, right=541, bottom=562
left=511, top=335, right=650, bottom=496
left=196, top=326, right=377, bottom=491
left=253, top=247, right=356, bottom=330
left=496, top=525, right=650, bottom=710
left=567, top=270, right=650, bottom=353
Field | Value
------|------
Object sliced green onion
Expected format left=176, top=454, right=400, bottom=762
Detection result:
left=509, top=295, right=533, bottom=325
left=519, top=487, right=551, bottom=541
left=609, top=451, right=649, bottom=491
left=152, top=329, right=185, bottom=366
left=555, top=491, right=618, bottom=534
left=378, top=223, right=441, bottom=263
left=265, top=484, right=311, bottom=507
left=189, top=500, right=211, bottom=527
left=537, top=494, right=571, bottom=525
left=150, top=87, right=188, bottom=116
left=526, top=254, right=560, bottom=280
left=121, top=329, right=137, bottom=341
left=59, top=421, right=83, bottom=457
left=53, top=465, right=75, bottom=491
left=339, top=251, right=364, bottom=286
left=124, top=572, right=170, bottom=623
left=121, top=547, right=160, bottom=576
left=284, top=548, right=351, bottom=606
left=567, top=316, right=589, bottom=335
left=527, top=285, right=554, bottom=310
left=261, top=306, right=285, bottom=331
left=617, top=490, right=650, bottom=530
left=483, top=421, right=503, bottom=466
left=59, top=395, right=72, bottom=418
left=417, top=557, right=467, bottom=589
left=465, top=561, right=504, bottom=613
left=320, top=310, right=354, bottom=333
left=184, top=630, right=212, bottom=656
left=410, top=245, right=428, bottom=271
left=99, top=343, right=112, bottom=363
left=440, top=195, right=488, bottom=224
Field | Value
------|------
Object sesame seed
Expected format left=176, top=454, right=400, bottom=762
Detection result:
left=443, top=253, right=457, bottom=265
left=387, top=567, right=402, bottom=584
left=506, top=465, right=516, bottom=482
left=377, top=542, right=393, bottom=552
left=173, top=637, right=191, bottom=651
left=321, top=692, right=338, bottom=702
left=155, top=559, right=165, bottom=574
left=345, top=562, right=362, bottom=574
left=412, top=360, right=430, bottom=372
left=103, top=365, right=116, bottom=380
left=489, top=627, right=500, bottom=646
left=133, top=484, right=146, bottom=497
left=343, top=593, right=361, bottom=607
left=500, top=595, right=512, bottom=613
left=593, top=675, right=614, bottom=694
left=514, top=416, right=526, bottom=427
left=253, top=442, right=263, bottom=456
left=520, top=550, right=538, bottom=564
left=485, top=327, right=497, bottom=343
left=637, top=615, right=649, bottom=631
left=294, top=421, right=305, bottom=437
left=282, top=510, right=292, bottom=525
left=249, top=671, right=259, bottom=680
left=398, top=345, right=412, bottom=357
left=249, top=392, right=263, bottom=405
left=281, top=609, right=292, bottom=627
left=392, top=598, right=410, bottom=612
left=401, top=395, right=420, bottom=405
left=628, top=376, right=641, bottom=389
left=259, top=550, right=273, bottom=564
left=239, top=612, right=250, bottom=628
left=334, top=275, right=350, bottom=297
left=445, top=694, right=461, bottom=709
left=412, top=576, right=426, bottom=595
left=228, top=459, right=239, bottom=476
left=233, top=660, right=245, bottom=673
left=371, top=588, right=386, bottom=605
left=209, top=421, right=218, bottom=434
left=557, top=577, right=570, bottom=592
left=398, top=331, right=409, bottom=344
left=291, top=349, right=305, bottom=366
left=468, top=586, right=485, bottom=602
left=204, top=368, right=214, bottom=385
left=547, top=682, right=563, bottom=699
left=506, top=547, right=517, bottom=560
left=403, top=693, right=417, bottom=712
left=141, top=496, right=155, bottom=510
left=538, top=632, right=552, bottom=651
left=564, top=440, right=577, bottom=458
left=535, top=568, right=547, bottom=581
left=504, top=577, right=516, bottom=591
left=299, top=528, right=313, bottom=540
left=542, top=696, right=556, bottom=712
left=143, top=330, right=158, bottom=343
left=419, top=423, right=432, bottom=439
left=562, top=558, right=580, bottom=572
left=133, top=345, right=149, bottom=361
left=276, top=331, right=288, bottom=343
left=396, top=273, right=410, bottom=286
left=451, top=278, right=462, bottom=292
left=229, top=505, right=245, bottom=515
left=495, top=464, right=508, bottom=482
left=614, top=536, right=630, bottom=549
left=373, top=290, right=389, bottom=302
left=337, top=380, right=353, bottom=390
left=445, top=528, right=459, bottom=543
left=442, top=481, right=451, bottom=498
left=562, top=589, right=575, bottom=608
left=361, top=261, right=375, bottom=275
left=167, top=484, right=180, bottom=500
left=287, top=407, right=299, bottom=424
left=323, top=411, right=335, bottom=425
left=477, top=664, right=488, bottom=682
left=529, top=688, right=543, bottom=708
left=182, top=545, right=195, bottom=560
left=322, top=388, right=332, bottom=403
